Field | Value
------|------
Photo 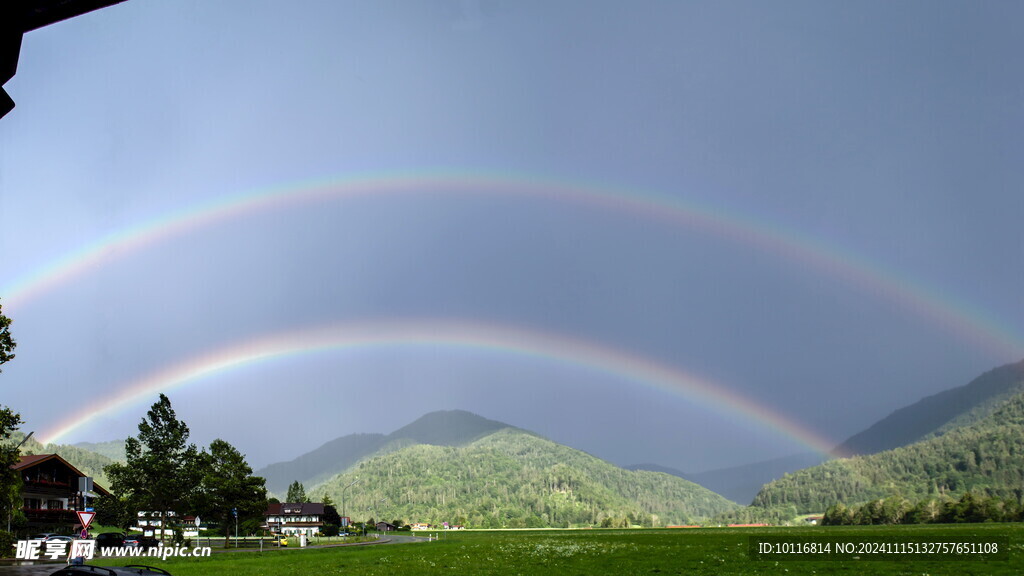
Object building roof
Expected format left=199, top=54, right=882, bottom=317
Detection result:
left=265, top=502, right=325, bottom=516
left=14, top=453, right=112, bottom=496
left=13, top=454, right=53, bottom=469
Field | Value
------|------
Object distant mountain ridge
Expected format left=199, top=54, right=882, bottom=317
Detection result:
left=257, top=410, right=514, bottom=494
left=630, top=452, right=828, bottom=505
left=836, top=358, right=1024, bottom=456
left=73, top=439, right=127, bottom=462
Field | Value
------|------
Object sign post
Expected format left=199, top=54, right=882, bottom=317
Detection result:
left=78, top=477, right=93, bottom=514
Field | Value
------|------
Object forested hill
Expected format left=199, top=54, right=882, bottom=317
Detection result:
left=315, top=428, right=739, bottom=528
left=752, top=390, right=1024, bottom=514
left=257, top=410, right=514, bottom=495
left=836, top=358, right=1024, bottom=456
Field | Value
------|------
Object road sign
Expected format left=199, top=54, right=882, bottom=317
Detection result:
left=76, top=511, right=96, bottom=529
left=80, top=529, right=89, bottom=539
left=194, top=516, right=201, bottom=527
left=85, top=507, right=94, bottom=512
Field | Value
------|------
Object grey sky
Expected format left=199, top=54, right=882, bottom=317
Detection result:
left=1, top=0, right=1022, bottom=473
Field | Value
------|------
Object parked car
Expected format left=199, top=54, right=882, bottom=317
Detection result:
left=50, top=565, right=172, bottom=575
left=270, top=534, right=288, bottom=547
left=93, top=532, right=126, bottom=549
left=30, top=533, right=59, bottom=541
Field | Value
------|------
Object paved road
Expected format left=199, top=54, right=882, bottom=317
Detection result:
left=0, top=563, right=64, bottom=576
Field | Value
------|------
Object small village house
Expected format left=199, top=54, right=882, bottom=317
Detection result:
left=263, top=502, right=324, bottom=537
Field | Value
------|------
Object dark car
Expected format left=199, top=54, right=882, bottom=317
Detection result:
left=50, top=565, right=172, bottom=575
left=93, top=532, right=126, bottom=549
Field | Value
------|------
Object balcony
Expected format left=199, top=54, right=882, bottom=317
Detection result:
left=22, top=508, right=77, bottom=523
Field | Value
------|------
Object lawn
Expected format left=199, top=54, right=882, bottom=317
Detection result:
left=98, top=524, right=1022, bottom=575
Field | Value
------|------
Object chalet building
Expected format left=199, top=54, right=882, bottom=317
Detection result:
left=375, top=521, right=396, bottom=532
left=13, top=454, right=110, bottom=531
left=263, top=502, right=324, bottom=537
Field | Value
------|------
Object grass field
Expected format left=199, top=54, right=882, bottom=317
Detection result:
left=97, top=524, right=1022, bottom=575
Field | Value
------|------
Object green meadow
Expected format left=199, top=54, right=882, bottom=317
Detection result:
left=95, top=524, right=1022, bottom=576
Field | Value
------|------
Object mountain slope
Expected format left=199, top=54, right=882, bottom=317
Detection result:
left=14, top=432, right=115, bottom=487
left=752, top=390, right=1024, bottom=513
left=836, top=358, right=1024, bottom=455
left=257, top=433, right=389, bottom=496
left=317, top=428, right=738, bottom=527
left=257, top=410, right=513, bottom=494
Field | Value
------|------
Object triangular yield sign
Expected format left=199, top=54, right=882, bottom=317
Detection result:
left=76, top=511, right=96, bottom=529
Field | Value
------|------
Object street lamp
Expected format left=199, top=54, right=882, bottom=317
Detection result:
left=341, top=478, right=359, bottom=529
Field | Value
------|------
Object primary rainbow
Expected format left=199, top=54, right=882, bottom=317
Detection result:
left=37, top=319, right=841, bottom=456
left=2, top=169, right=1021, bottom=359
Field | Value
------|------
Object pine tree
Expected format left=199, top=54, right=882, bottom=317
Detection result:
left=286, top=481, right=308, bottom=503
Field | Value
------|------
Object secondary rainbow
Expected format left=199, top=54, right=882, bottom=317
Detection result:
left=2, top=169, right=1021, bottom=358
left=38, top=319, right=842, bottom=456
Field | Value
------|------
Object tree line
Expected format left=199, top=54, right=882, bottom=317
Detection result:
left=823, top=492, right=1024, bottom=525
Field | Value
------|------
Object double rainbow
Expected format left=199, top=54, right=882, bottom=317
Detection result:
left=5, top=170, right=1021, bottom=452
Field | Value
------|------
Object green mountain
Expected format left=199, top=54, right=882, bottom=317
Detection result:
left=14, top=432, right=115, bottom=488
left=752, top=390, right=1024, bottom=514
left=257, top=410, right=513, bottom=495
left=315, top=427, right=739, bottom=528
left=836, top=358, right=1024, bottom=455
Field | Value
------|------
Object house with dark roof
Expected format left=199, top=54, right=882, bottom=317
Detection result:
left=263, top=502, right=325, bottom=537
left=13, top=454, right=110, bottom=531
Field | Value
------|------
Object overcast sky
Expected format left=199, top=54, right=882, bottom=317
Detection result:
left=1, top=0, right=1022, bottom=473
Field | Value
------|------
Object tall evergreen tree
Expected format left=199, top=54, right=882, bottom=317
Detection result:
left=105, top=394, right=202, bottom=542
